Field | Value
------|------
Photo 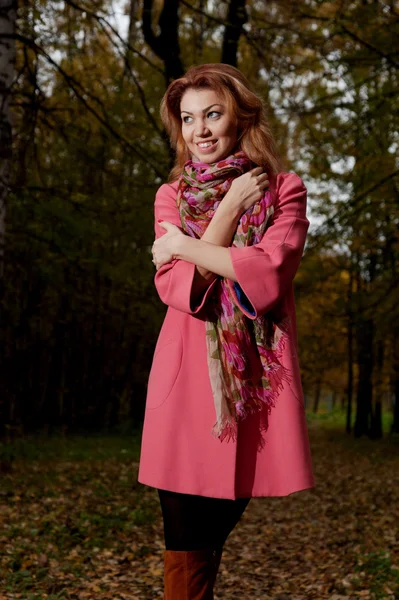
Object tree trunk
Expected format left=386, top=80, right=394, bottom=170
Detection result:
left=313, top=378, right=322, bottom=413
left=370, top=340, right=384, bottom=439
left=123, top=0, right=139, bottom=78
left=127, top=0, right=139, bottom=49
left=193, top=0, right=205, bottom=63
left=354, top=317, right=374, bottom=438
left=392, top=376, right=399, bottom=435
left=346, top=260, right=354, bottom=433
left=391, top=333, right=399, bottom=434
left=222, top=0, right=248, bottom=67
left=142, top=0, right=184, bottom=85
left=0, top=0, right=17, bottom=280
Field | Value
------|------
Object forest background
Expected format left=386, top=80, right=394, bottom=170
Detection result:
left=1, top=0, right=399, bottom=441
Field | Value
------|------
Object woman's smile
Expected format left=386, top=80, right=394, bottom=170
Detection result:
left=196, top=139, right=218, bottom=154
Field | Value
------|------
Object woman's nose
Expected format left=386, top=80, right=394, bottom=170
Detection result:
left=195, top=119, right=210, bottom=137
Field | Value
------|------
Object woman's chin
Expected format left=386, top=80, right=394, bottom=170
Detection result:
left=191, top=150, right=228, bottom=164
left=190, top=142, right=240, bottom=164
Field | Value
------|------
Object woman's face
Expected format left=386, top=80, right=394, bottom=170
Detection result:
left=180, top=87, right=238, bottom=163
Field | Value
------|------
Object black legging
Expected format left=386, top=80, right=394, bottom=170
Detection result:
left=158, top=488, right=251, bottom=551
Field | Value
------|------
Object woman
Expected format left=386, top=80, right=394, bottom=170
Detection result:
left=138, top=63, right=315, bottom=599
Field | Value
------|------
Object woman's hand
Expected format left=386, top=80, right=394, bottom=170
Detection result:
left=223, top=167, right=269, bottom=213
left=152, top=221, right=185, bottom=270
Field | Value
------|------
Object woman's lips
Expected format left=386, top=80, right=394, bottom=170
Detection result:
left=195, top=140, right=218, bottom=154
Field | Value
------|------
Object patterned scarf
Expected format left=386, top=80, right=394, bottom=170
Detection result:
left=176, top=150, right=291, bottom=442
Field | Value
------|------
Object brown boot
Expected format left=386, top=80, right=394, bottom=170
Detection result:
left=163, top=548, right=223, bottom=599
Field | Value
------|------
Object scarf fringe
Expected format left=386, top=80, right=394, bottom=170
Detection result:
left=212, top=360, right=293, bottom=442
left=271, top=324, right=289, bottom=357
left=212, top=416, right=238, bottom=443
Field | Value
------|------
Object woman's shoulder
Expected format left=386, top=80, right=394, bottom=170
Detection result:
left=268, top=171, right=307, bottom=210
left=273, top=171, right=306, bottom=192
left=268, top=171, right=306, bottom=201
left=155, top=180, right=179, bottom=202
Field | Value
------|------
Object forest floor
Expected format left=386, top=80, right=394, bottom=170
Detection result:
left=0, top=411, right=398, bottom=600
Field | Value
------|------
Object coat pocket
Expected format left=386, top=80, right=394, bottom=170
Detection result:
left=145, top=335, right=183, bottom=410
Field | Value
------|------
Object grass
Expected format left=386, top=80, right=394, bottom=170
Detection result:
left=0, top=429, right=142, bottom=463
left=305, top=401, right=395, bottom=434
left=355, top=550, right=399, bottom=600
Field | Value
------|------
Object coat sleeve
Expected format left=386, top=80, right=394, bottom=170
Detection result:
left=227, top=172, right=310, bottom=320
left=153, top=183, right=219, bottom=314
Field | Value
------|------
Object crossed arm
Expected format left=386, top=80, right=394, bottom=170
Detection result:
left=152, top=173, right=309, bottom=318
left=156, top=199, right=242, bottom=287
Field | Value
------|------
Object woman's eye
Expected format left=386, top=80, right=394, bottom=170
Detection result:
left=182, top=111, right=220, bottom=124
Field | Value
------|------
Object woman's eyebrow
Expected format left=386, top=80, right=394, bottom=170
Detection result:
left=181, top=103, right=223, bottom=115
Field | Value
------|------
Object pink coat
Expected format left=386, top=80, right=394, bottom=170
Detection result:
left=138, top=171, right=315, bottom=499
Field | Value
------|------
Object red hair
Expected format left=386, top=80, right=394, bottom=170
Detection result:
left=160, top=63, right=284, bottom=182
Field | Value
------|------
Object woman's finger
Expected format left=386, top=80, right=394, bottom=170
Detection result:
left=256, top=175, right=269, bottom=187
left=256, top=172, right=268, bottom=181
left=251, top=166, right=264, bottom=176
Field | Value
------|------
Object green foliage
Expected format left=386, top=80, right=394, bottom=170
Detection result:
left=355, top=551, right=399, bottom=599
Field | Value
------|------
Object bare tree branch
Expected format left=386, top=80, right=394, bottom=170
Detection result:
left=339, top=23, right=399, bottom=70
left=2, top=32, right=167, bottom=178
left=64, top=0, right=164, bottom=75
